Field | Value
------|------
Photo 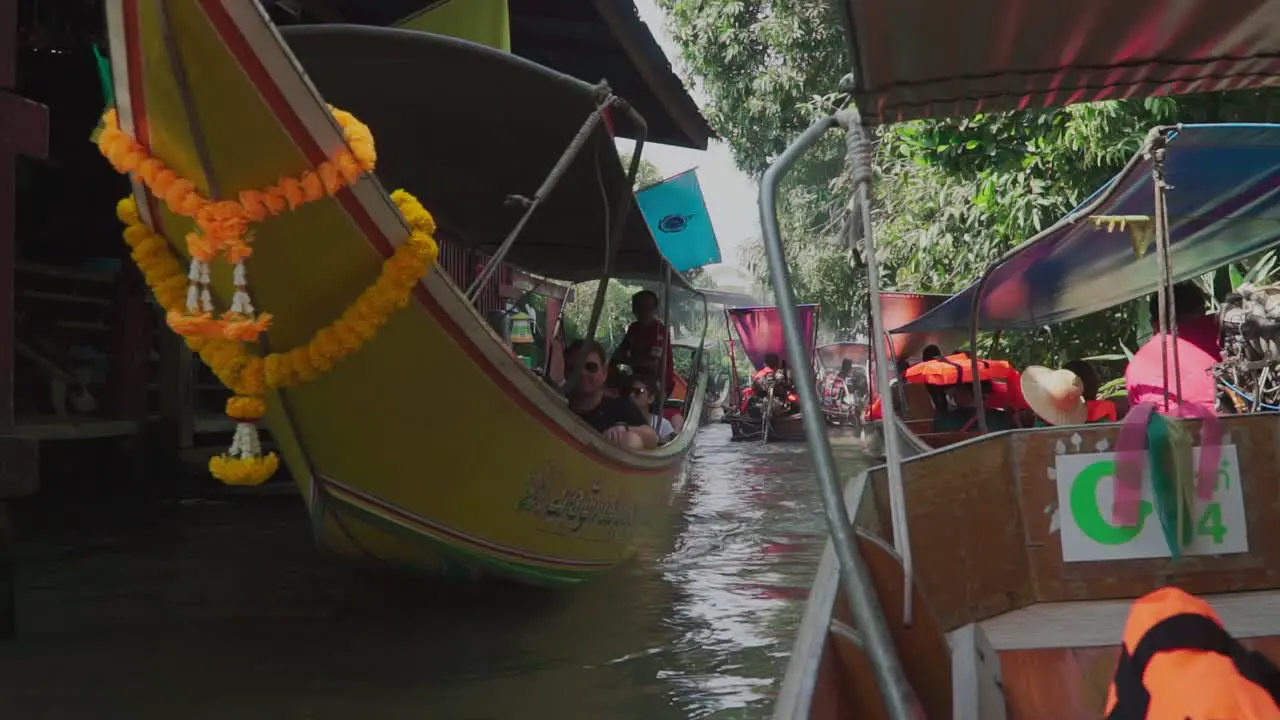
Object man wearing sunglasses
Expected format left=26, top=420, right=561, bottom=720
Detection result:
left=565, top=340, right=659, bottom=450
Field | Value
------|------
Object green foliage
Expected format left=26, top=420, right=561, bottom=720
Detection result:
left=660, top=0, right=1280, bottom=367
left=562, top=279, right=644, bottom=352
left=620, top=152, right=665, bottom=190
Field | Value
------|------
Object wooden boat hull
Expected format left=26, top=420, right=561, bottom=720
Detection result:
left=106, top=0, right=702, bottom=587
left=775, top=413, right=1280, bottom=718
left=728, top=411, right=806, bottom=442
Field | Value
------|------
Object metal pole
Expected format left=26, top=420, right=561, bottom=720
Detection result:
left=582, top=104, right=647, bottom=343
left=468, top=89, right=616, bottom=302
left=759, top=113, right=919, bottom=720
left=568, top=102, right=648, bottom=394
left=1147, top=128, right=1183, bottom=408
left=966, top=292, right=990, bottom=433
left=725, top=309, right=741, bottom=410
left=657, top=263, right=673, bottom=405
left=694, top=291, right=709, bottom=397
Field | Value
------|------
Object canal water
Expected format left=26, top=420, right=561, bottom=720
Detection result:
left=0, top=424, right=872, bottom=719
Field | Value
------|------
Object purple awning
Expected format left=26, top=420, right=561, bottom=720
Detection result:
left=837, top=0, right=1280, bottom=124
left=727, top=305, right=820, bottom=371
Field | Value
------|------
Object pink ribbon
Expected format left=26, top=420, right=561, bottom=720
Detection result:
left=1113, top=403, right=1154, bottom=527
left=1111, top=402, right=1223, bottom=527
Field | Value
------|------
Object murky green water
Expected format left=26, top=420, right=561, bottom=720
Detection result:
left=0, top=425, right=871, bottom=719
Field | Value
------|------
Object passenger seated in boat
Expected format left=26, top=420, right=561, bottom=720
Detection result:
left=564, top=340, right=658, bottom=450
left=629, top=372, right=676, bottom=443
left=610, top=289, right=675, bottom=392
left=753, top=353, right=781, bottom=387
left=1063, top=358, right=1118, bottom=422
left=756, top=354, right=801, bottom=414
left=823, top=361, right=852, bottom=408
left=665, top=406, right=686, bottom=433
left=656, top=372, right=687, bottom=431
left=920, top=344, right=949, bottom=413
left=1125, top=282, right=1222, bottom=414
left=1022, top=365, right=1110, bottom=427
left=933, top=381, right=1016, bottom=432
left=837, top=358, right=855, bottom=380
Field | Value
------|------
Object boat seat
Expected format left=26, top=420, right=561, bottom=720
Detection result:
left=917, top=431, right=981, bottom=449
left=902, top=384, right=936, bottom=421
left=903, top=418, right=934, bottom=434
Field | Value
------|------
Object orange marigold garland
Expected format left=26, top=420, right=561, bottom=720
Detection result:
left=105, top=107, right=437, bottom=486
left=97, top=105, right=376, bottom=344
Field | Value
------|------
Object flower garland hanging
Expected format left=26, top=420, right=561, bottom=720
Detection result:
left=102, top=106, right=438, bottom=486
left=98, top=105, right=377, bottom=343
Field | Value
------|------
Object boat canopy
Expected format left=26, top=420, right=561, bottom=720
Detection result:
left=727, top=305, right=820, bottom=371
left=698, top=289, right=759, bottom=308
left=877, top=292, right=967, bottom=360
left=835, top=0, right=1280, bottom=124
left=894, top=124, right=1280, bottom=334
left=816, top=342, right=870, bottom=371
left=281, top=25, right=680, bottom=283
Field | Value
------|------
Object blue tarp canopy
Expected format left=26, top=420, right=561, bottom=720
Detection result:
left=893, top=124, right=1280, bottom=335
left=636, top=169, right=722, bottom=272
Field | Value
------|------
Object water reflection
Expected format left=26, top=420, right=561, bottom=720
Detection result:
left=0, top=424, right=870, bottom=719
left=656, top=425, right=868, bottom=717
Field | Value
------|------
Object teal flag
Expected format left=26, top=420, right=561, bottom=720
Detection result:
left=636, top=169, right=721, bottom=272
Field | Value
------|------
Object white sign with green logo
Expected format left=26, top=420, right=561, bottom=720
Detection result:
left=1054, top=445, right=1247, bottom=563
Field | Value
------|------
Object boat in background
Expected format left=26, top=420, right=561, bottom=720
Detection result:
left=723, top=304, right=819, bottom=443
left=859, top=292, right=962, bottom=455
left=760, top=1, right=1280, bottom=711
left=100, top=0, right=708, bottom=588
left=816, top=341, right=870, bottom=428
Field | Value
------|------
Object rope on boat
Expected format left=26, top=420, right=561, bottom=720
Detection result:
left=836, top=108, right=916, bottom=627
left=1143, top=126, right=1185, bottom=412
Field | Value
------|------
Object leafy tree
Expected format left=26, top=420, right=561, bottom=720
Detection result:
left=660, top=0, right=1280, bottom=371
left=562, top=278, right=642, bottom=351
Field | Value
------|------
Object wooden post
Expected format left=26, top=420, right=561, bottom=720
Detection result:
left=0, top=0, right=50, bottom=639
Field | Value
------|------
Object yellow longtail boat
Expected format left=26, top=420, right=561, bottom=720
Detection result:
left=98, top=0, right=706, bottom=587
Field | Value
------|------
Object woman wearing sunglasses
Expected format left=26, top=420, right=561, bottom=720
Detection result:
left=630, top=372, right=676, bottom=444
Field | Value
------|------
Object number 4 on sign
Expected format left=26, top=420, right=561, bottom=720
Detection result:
left=1198, top=503, right=1227, bottom=545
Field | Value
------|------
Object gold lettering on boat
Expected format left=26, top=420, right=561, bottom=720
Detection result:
left=516, top=466, right=637, bottom=537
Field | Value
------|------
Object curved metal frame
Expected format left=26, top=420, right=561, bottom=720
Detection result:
left=758, top=112, right=919, bottom=719
left=957, top=129, right=1171, bottom=430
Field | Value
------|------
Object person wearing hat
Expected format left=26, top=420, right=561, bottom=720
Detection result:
left=1064, top=358, right=1119, bottom=422
left=1022, top=364, right=1118, bottom=426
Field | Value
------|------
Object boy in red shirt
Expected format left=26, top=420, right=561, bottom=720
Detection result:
left=611, top=290, right=675, bottom=395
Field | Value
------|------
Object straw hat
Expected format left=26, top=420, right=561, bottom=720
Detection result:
left=1020, top=365, right=1088, bottom=426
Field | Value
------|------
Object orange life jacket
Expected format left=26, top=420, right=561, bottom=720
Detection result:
left=1087, top=398, right=1118, bottom=423
left=752, top=365, right=776, bottom=384
left=1106, top=587, right=1280, bottom=719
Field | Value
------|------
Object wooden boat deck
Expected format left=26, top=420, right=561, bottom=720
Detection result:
left=777, top=412, right=1280, bottom=719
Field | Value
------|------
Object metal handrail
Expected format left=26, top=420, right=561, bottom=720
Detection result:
left=758, top=110, right=920, bottom=720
